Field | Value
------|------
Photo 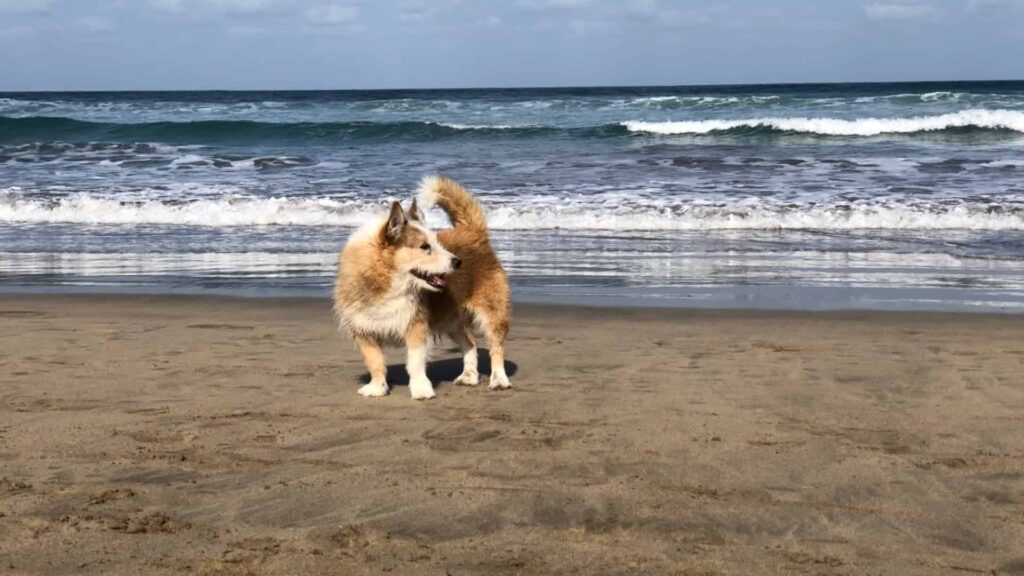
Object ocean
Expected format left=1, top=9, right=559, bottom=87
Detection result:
left=1, top=81, right=1023, bottom=311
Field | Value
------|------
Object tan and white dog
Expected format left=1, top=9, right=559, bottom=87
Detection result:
left=333, top=176, right=512, bottom=400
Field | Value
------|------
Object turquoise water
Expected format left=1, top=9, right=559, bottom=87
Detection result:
left=1, top=81, right=1023, bottom=311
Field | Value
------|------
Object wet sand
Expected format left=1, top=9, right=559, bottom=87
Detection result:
left=1, top=294, right=1023, bottom=575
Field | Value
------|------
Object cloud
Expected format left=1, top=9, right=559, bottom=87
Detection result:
left=475, top=14, right=502, bottom=27
left=625, top=0, right=658, bottom=16
left=304, top=2, right=363, bottom=33
left=865, top=2, right=938, bottom=20
left=149, top=0, right=279, bottom=14
left=306, top=2, right=358, bottom=26
left=0, top=0, right=53, bottom=14
left=0, top=14, right=114, bottom=41
left=624, top=1, right=713, bottom=27
left=0, top=25, right=36, bottom=39
left=209, top=0, right=277, bottom=12
left=77, top=15, right=115, bottom=33
left=521, top=0, right=714, bottom=33
left=148, top=0, right=182, bottom=10
left=399, top=0, right=438, bottom=23
left=966, top=0, right=1024, bottom=11
left=516, top=0, right=593, bottom=10
left=226, top=25, right=269, bottom=36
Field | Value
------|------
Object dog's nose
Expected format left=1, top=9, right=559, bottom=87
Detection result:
left=451, top=256, right=462, bottom=270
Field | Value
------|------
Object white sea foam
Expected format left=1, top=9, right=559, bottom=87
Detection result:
left=622, top=108, right=1024, bottom=136
left=169, top=154, right=208, bottom=167
left=5, top=90, right=1024, bottom=127
left=482, top=198, right=1024, bottom=231
left=2, top=189, right=1020, bottom=231
left=436, top=122, right=519, bottom=130
left=920, top=91, right=960, bottom=102
left=0, top=251, right=335, bottom=277
left=0, top=190, right=376, bottom=227
left=0, top=97, right=295, bottom=122
left=981, top=159, right=1024, bottom=168
left=606, top=95, right=782, bottom=110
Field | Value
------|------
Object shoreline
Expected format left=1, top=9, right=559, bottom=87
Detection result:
left=2, top=288, right=1023, bottom=316
left=2, top=294, right=1023, bottom=575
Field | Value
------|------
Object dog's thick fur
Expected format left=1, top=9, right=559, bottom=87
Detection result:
left=333, top=176, right=512, bottom=399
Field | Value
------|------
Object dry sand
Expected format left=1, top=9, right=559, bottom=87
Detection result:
left=1, top=294, right=1023, bottom=575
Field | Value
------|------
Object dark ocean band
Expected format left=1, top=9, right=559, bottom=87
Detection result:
left=3, top=114, right=1022, bottom=145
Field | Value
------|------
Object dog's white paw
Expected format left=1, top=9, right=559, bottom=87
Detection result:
left=357, top=382, right=389, bottom=397
left=409, top=377, right=436, bottom=400
left=454, top=369, right=480, bottom=386
left=488, top=372, right=512, bottom=390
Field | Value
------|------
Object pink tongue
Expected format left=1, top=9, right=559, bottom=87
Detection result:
left=432, top=275, right=446, bottom=286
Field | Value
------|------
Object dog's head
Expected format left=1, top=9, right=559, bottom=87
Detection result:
left=381, top=200, right=460, bottom=292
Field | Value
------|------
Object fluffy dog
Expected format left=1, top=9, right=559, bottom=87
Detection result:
left=333, top=176, right=512, bottom=399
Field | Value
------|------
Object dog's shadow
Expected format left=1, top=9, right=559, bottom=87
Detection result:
left=359, top=347, right=518, bottom=387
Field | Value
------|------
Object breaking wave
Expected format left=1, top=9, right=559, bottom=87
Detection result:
left=5, top=109, right=1024, bottom=145
left=622, top=109, right=1024, bottom=136
left=2, top=189, right=1021, bottom=230
left=0, top=116, right=562, bottom=144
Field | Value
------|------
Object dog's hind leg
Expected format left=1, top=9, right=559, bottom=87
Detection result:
left=406, top=320, right=436, bottom=400
left=449, top=322, right=479, bottom=386
left=474, top=308, right=511, bottom=390
left=355, top=336, right=389, bottom=397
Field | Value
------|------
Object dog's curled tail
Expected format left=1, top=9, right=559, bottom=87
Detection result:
left=417, top=175, right=488, bottom=232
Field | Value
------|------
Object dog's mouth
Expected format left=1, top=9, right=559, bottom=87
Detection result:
left=411, top=269, right=448, bottom=290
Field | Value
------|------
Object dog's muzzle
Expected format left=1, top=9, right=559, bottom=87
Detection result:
left=411, top=269, right=448, bottom=289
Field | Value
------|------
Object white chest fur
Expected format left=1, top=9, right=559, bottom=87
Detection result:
left=343, top=279, right=420, bottom=341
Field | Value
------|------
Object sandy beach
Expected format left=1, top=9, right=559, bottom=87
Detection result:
left=0, top=294, right=1022, bottom=575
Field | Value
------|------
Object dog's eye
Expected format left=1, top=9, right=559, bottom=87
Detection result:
left=420, top=243, right=430, bottom=251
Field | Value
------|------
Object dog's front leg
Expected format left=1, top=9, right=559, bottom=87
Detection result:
left=355, top=336, right=389, bottom=397
left=405, top=321, right=436, bottom=400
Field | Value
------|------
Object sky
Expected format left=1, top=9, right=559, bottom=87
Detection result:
left=0, top=0, right=1022, bottom=91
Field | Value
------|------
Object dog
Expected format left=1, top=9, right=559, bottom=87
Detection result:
left=333, top=176, right=512, bottom=400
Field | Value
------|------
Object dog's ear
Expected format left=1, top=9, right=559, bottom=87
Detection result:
left=384, top=201, right=407, bottom=244
left=407, top=199, right=423, bottom=223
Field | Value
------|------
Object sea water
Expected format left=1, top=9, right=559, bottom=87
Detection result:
left=1, top=82, right=1023, bottom=311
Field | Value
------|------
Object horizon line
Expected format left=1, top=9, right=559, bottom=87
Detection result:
left=2, top=78, right=1023, bottom=94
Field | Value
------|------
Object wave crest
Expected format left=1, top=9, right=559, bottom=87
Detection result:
left=2, top=189, right=1021, bottom=231
left=0, top=116, right=559, bottom=144
left=4, top=108, right=1024, bottom=144
left=622, top=109, right=1024, bottom=136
